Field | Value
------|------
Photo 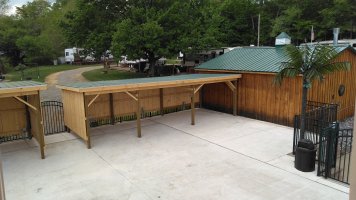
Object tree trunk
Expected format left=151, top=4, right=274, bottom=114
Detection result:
left=300, top=79, right=309, bottom=139
left=148, top=57, right=156, bottom=77
left=0, top=59, right=5, bottom=74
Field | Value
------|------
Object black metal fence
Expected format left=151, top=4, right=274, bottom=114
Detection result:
left=293, top=101, right=353, bottom=184
left=293, top=101, right=338, bottom=153
left=0, top=131, right=30, bottom=143
left=89, top=102, right=197, bottom=127
left=41, top=101, right=66, bottom=135
left=318, top=125, right=353, bottom=184
left=305, top=101, right=338, bottom=123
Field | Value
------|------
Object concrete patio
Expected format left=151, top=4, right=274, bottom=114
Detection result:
left=1, top=109, right=349, bottom=200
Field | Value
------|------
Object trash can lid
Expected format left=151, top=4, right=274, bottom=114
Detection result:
left=297, top=139, right=315, bottom=150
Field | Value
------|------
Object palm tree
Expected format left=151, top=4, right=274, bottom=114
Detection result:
left=274, top=44, right=350, bottom=138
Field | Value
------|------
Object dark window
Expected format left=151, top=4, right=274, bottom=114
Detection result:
left=338, top=84, right=345, bottom=96
left=65, top=52, right=69, bottom=56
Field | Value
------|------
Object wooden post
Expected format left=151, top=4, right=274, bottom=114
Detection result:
left=137, top=91, right=141, bottom=138
left=349, top=107, right=356, bottom=199
left=160, top=88, right=164, bottom=116
left=109, top=93, right=115, bottom=125
left=83, top=94, right=91, bottom=149
left=199, top=85, right=203, bottom=108
left=0, top=150, right=6, bottom=200
left=24, top=96, right=32, bottom=137
left=191, top=87, right=195, bottom=125
left=36, top=91, right=45, bottom=159
left=233, top=80, right=237, bottom=116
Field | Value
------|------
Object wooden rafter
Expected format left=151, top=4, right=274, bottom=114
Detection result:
left=194, top=84, right=204, bottom=94
left=125, top=91, right=138, bottom=101
left=13, top=96, right=37, bottom=111
left=225, top=81, right=236, bottom=91
left=87, top=94, right=100, bottom=107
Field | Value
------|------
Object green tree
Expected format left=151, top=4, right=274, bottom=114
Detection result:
left=0, top=0, right=8, bottom=15
left=320, top=0, right=356, bottom=40
left=274, top=45, right=350, bottom=137
left=0, top=0, right=74, bottom=66
left=270, top=0, right=355, bottom=43
left=218, top=0, right=258, bottom=46
left=112, top=0, right=221, bottom=76
left=0, top=16, right=26, bottom=66
left=61, top=0, right=129, bottom=59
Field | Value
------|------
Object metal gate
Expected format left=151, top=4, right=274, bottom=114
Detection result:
left=41, top=101, right=66, bottom=135
left=293, top=101, right=338, bottom=154
left=317, top=123, right=353, bottom=184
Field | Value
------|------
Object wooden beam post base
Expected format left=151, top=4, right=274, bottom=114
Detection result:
left=191, top=87, right=195, bottom=125
left=137, top=91, right=142, bottom=138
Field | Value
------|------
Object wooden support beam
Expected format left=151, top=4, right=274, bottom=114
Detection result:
left=136, top=91, right=141, bottom=138
left=199, top=85, right=203, bottom=108
left=109, top=93, right=115, bottom=125
left=87, top=94, right=100, bottom=107
left=225, top=81, right=236, bottom=91
left=36, top=91, right=45, bottom=159
left=233, top=80, right=237, bottom=116
left=191, top=87, right=195, bottom=125
left=194, top=84, right=204, bottom=94
left=24, top=96, right=32, bottom=137
left=160, top=88, right=164, bottom=116
left=84, top=94, right=91, bottom=149
left=13, top=96, right=37, bottom=111
left=125, top=91, right=138, bottom=101
left=0, top=150, right=6, bottom=199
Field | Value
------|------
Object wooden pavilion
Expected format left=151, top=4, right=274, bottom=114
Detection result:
left=57, top=74, right=241, bottom=148
left=0, top=81, right=47, bottom=159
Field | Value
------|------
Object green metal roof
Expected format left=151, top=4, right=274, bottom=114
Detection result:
left=59, top=74, right=238, bottom=89
left=0, top=81, right=46, bottom=89
left=276, top=32, right=291, bottom=39
left=195, top=46, right=353, bottom=73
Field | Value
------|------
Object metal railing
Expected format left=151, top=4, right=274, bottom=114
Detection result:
left=89, top=102, right=197, bottom=127
left=293, top=101, right=338, bottom=154
left=318, top=126, right=353, bottom=184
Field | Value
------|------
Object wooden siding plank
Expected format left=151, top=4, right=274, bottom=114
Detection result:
left=62, top=90, right=87, bottom=141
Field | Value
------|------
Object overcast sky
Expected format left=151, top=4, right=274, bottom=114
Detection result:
left=7, top=0, right=30, bottom=15
left=7, top=0, right=54, bottom=15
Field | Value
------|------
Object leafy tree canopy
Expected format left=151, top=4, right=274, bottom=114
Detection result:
left=0, top=0, right=8, bottom=15
left=0, top=0, right=75, bottom=66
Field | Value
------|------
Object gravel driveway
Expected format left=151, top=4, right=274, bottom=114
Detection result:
left=40, top=65, right=102, bottom=101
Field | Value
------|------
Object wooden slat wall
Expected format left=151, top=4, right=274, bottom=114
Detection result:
left=86, top=87, right=199, bottom=119
left=200, top=49, right=356, bottom=126
left=308, top=50, right=356, bottom=120
left=202, top=73, right=302, bottom=126
left=0, top=97, right=26, bottom=136
left=62, top=90, right=87, bottom=141
left=27, top=93, right=45, bottom=158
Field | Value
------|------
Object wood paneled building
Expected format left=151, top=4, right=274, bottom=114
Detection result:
left=195, top=46, right=356, bottom=126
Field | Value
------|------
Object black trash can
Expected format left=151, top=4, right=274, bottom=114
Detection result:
left=295, top=139, right=316, bottom=172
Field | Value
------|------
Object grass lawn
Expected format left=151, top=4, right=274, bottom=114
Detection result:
left=166, top=59, right=182, bottom=65
left=82, top=68, right=146, bottom=81
left=5, top=64, right=88, bottom=82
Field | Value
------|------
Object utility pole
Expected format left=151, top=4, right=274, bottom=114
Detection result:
left=257, top=14, right=260, bottom=46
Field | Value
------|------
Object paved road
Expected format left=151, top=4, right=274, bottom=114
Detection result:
left=40, top=65, right=102, bottom=101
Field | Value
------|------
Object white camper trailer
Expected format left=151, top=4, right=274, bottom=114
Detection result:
left=65, top=47, right=80, bottom=64
left=64, top=47, right=95, bottom=64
